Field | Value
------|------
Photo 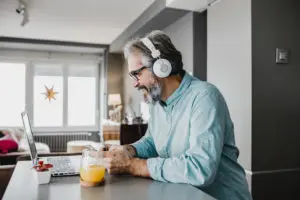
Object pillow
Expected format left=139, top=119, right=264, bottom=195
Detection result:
left=18, top=138, right=50, bottom=153
left=0, top=129, right=23, bottom=144
left=0, top=139, right=18, bottom=154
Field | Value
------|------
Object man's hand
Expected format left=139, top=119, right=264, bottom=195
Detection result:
left=102, top=145, right=135, bottom=174
left=103, top=148, right=131, bottom=174
left=102, top=145, right=150, bottom=178
left=102, top=144, right=136, bottom=158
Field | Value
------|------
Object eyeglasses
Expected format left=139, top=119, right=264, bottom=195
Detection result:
left=128, top=66, right=147, bottom=81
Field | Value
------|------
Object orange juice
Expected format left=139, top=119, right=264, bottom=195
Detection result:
left=80, top=165, right=105, bottom=183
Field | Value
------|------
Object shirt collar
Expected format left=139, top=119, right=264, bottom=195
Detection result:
left=161, top=71, right=193, bottom=107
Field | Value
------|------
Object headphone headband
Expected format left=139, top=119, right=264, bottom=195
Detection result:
left=141, top=37, right=160, bottom=58
left=140, top=36, right=172, bottom=78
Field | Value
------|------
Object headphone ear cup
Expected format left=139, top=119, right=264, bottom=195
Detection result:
left=153, top=58, right=172, bottom=78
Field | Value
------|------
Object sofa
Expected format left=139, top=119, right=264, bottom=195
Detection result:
left=0, top=129, right=50, bottom=165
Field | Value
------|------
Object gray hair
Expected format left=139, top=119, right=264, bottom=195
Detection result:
left=123, top=30, right=183, bottom=75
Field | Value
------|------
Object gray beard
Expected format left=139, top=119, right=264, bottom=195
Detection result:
left=139, top=82, right=162, bottom=104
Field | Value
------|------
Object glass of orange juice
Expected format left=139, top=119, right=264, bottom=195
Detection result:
left=80, top=148, right=105, bottom=187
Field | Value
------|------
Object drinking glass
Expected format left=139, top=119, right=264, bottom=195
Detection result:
left=80, top=148, right=105, bottom=187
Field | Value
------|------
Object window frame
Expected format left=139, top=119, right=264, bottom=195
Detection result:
left=0, top=54, right=105, bottom=133
left=0, top=59, right=28, bottom=129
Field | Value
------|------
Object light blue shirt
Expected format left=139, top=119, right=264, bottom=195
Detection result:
left=132, top=72, right=252, bottom=200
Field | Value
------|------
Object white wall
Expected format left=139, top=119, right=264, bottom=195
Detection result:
left=207, top=0, right=252, bottom=170
left=164, top=12, right=194, bottom=75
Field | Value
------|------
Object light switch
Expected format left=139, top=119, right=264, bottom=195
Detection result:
left=276, top=48, right=290, bottom=64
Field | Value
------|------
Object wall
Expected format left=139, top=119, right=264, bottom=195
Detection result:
left=252, top=0, right=300, bottom=198
left=193, top=11, right=207, bottom=81
left=207, top=0, right=252, bottom=172
left=208, top=0, right=300, bottom=198
left=107, top=53, right=124, bottom=118
left=107, top=53, right=124, bottom=95
left=164, top=12, right=194, bottom=75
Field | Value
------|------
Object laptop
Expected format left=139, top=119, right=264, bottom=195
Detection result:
left=21, top=111, right=81, bottom=177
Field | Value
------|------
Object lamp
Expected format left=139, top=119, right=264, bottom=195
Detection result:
left=108, top=93, right=121, bottom=106
left=108, top=94, right=122, bottom=122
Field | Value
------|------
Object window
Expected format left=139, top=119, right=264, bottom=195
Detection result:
left=0, top=62, right=26, bottom=127
left=0, top=49, right=104, bottom=132
left=33, top=64, right=64, bottom=127
left=68, top=65, right=97, bottom=126
left=31, top=63, right=99, bottom=131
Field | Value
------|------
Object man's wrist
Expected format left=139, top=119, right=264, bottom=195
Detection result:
left=124, top=145, right=137, bottom=158
left=128, top=158, right=139, bottom=176
left=128, top=158, right=150, bottom=178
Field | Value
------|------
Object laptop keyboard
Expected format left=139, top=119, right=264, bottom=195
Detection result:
left=46, top=157, right=77, bottom=176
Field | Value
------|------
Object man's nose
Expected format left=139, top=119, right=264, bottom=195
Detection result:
left=133, top=80, right=139, bottom=88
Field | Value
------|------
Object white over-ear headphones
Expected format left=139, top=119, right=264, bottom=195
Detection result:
left=141, top=37, right=172, bottom=78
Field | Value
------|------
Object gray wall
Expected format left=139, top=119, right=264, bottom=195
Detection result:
left=207, top=0, right=252, bottom=171
left=252, top=0, right=300, bottom=198
left=107, top=53, right=124, bottom=117
left=193, top=11, right=207, bottom=81
left=252, top=0, right=300, bottom=171
left=107, top=53, right=124, bottom=95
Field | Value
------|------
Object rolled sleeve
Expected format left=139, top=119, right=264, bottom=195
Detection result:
left=131, top=129, right=158, bottom=159
left=147, top=157, right=166, bottom=182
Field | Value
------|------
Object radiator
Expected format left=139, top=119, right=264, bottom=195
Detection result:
left=34, top=132, right=94, bottom=152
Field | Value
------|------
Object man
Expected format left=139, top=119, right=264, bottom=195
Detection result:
left=103, top=30, right=252, bottom=200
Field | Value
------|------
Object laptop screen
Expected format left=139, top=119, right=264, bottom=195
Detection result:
left=21, top=111, right=38, bottom=162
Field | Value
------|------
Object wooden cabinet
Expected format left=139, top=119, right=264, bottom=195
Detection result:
left=120, top=124, right=147, bottom=145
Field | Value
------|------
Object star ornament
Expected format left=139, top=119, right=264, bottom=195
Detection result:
left=42, top=85, right=58, bottom=102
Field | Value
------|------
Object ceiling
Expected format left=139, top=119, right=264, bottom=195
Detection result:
left=166, top=0, right=212, bottom=12
left=0, top=0, right=155, bottom=44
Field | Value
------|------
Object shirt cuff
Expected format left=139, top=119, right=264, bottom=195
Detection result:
left=131, top=141, right=150, bottom=158
left=147, top=157, right=166, bottom=182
